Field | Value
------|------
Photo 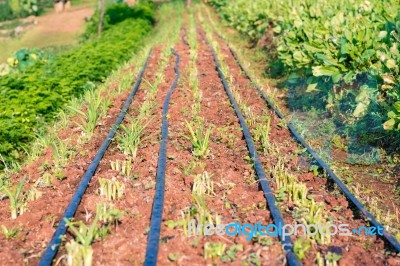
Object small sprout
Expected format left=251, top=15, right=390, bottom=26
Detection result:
left=1, top=178, right=28, bottom=219
left=27, top=187, right=43, bottom=201
left=110, top=159, right=132, bottom=177
left=192, top=171, right=214, bottom=196
left=36, top=172, right=53, bottom=187
left=96, top=203, right=124, bottom=225
left=293, top=237, right=311, bottom=260
left=65, top=239, right=93, bottom=266
left=54, top=169, right=67, bottom=181
left=325, top=252, right=342, bottom=266
left=98, top=178, right=125, bottom=201
left=1, top=225, right=19, bottom=239
left=164, top=220, right=177, bottom=229
left=221, top=244, right=243, bottom=262
left=191, top=238, right=200, bottom=248
left=184, top=121, right=212, bottom=158
left=144, top=180, right=156, bottom=190
left=204, top=242, right=226, bottom=259
left=168, top=253, right=180, bottom=262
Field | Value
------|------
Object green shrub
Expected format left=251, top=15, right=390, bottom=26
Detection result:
left=0, top=2, right=16, bottom=22
left=0, top=17, right=153, bottom=168
left=207, top=0, right=400, bottom=145
left=83, top=2, right=155, bottom=38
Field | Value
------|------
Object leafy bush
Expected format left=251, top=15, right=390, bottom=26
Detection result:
left=207, top=0, right=400, bottom=142
left=0, top=13, right=153, bottom=167
left=0, top=1, right=15, bottom=22
left=83, top=1, right=155, bottom=38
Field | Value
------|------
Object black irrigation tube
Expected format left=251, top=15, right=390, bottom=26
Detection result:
left=144, top=48, right=180, bottom=266
left=38, top=49, right=153, bottom=266
left=219, top=34, right=400, bottom=253
left=198, top=29, right=302, bottom=266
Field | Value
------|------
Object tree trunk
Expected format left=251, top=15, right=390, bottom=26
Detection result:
left=54, top=1, right=63, bottom=13
left=64, top=0, right=71, bottom=11
left=187, top=0, right=191, bottom=7
left=98, top=0, right=105, bottom=36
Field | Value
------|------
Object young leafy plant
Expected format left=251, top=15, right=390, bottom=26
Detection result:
left=1, top=178, right=27, bottom=219
left=185, top=121, right=213, bottom=158
left=117, top=118, right=148, bottom=159
left=98, top=177, right=125, bottom=201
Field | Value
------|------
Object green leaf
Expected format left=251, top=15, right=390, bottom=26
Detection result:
left=386, top=59, right=396, bottom=69
left=394, top=101, right=400, bottom=112
left=353, top=102, right=369, bottom=118
left=306, top=83, right=318, bottom=92
left=378, top=31, right=387, bottom=40
left=312, top=66, right=340, bottom=77
left=388, top=111, right=397, bottom=119
left=332, top=73, right=342, bottom=83
left=383, top=118, right=396, bottom=130
left=361, top=49, right=375, bottom=60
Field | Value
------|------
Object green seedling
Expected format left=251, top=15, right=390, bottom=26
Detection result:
left=117, top=119, right=149, bottom=159
left=253, top=115, right=271, bottom=155
left=110, top=159, right=132, bottom=177
left=325, top=252, right=342, bottom=266
left=1, top=178, right=27, bottom=219
left=65, top=239, right=93, bottom=266
left=1, top=225, right=19, bottom=239
left=35, top=172, right=53, bottom=187
left=98, top=178, right=125, bottom=201
left=293, top=237, right=311, bottom=260
left=168, top=253, right=180, bottom=262
left=204, top=242, right=226, bottom=259
left=27, top=187, right=43, bottom=201
left=221, top=244, right=243, bottom=262
left=51, top=137, right=69, bottom=170
left=185, top=121, right=212, bottom=158
left=96, top=203, right=124, bottom=226
left=192, top=171, right=214, bottom=196
left=246, top=253, right=261, bottom=266
left=68, top=90, right=102, bottom=136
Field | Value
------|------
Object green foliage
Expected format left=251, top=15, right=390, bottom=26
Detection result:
left=0, top=0, right=51, bottom=21
left=2, top=48, right=53, bottom=75
left=0, top=13, right=153, bottom=168
left=83, top=2, right=155, bottom=38
left=207, top=0, right=400, bottom=139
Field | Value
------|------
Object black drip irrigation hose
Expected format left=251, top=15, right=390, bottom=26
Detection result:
left=38, top=49, right=153, bottom=266
left=220, top=35, right=400, bottom=253
left=144, top=48, right=180, bottom=266
left=198, top=29, right=302, bottom=266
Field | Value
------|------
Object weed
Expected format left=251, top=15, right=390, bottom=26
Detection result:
left=35, top=172, right=53, bottom=187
